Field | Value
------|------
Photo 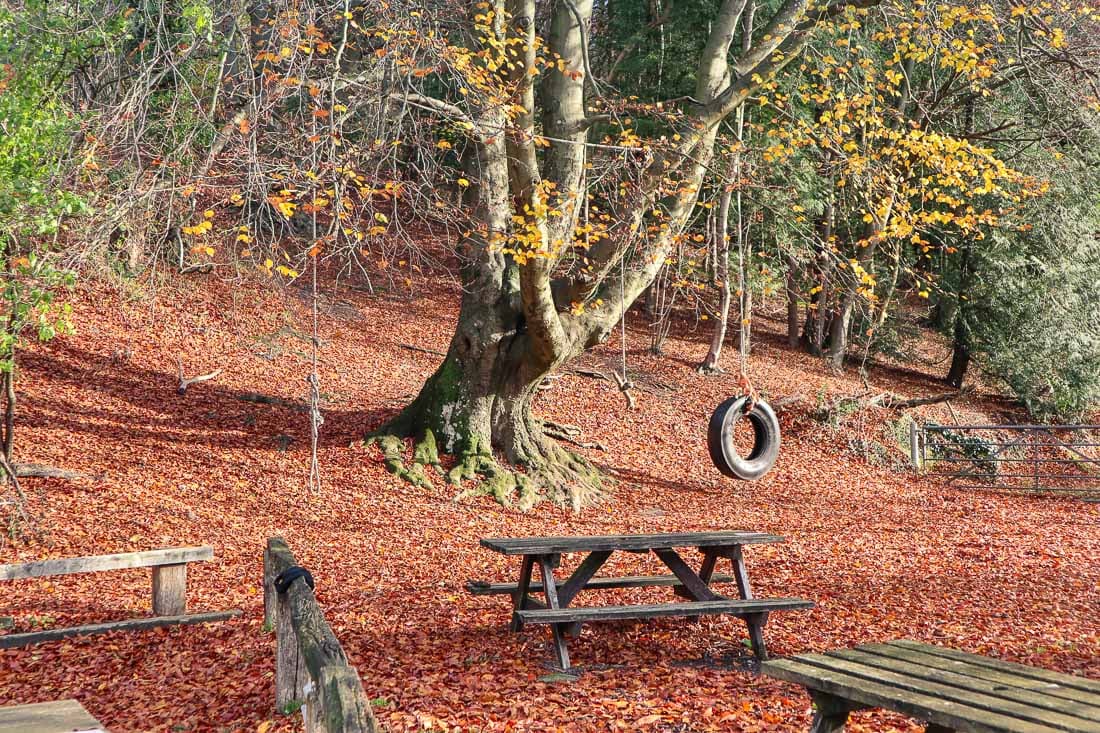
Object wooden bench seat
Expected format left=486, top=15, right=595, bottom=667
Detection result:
left=0, top=700, right=107, bottom=733
left=0, top=546, right=239, bottom=649
left=466, top=572, right=737, bottom=595
left=517, top=597, right=814, bottom=625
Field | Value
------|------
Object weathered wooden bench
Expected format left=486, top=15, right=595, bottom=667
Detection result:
left=0, top=546, right=240, bottom=648
left=0, top=699, right=107, bottom=733
left=762, top=639, right=1100, bottom=733
left=474, top=531, right=814, bottom=670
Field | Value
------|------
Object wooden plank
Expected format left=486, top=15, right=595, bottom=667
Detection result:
left=795, top=653, right=1100, bottom=732
left=0, top=547, right=213, bottom=580
left=480, top=532, right=783, bottom=555
left=309, top=666, right=377, bottom=733
left=761, top=658, right=1063, bottom=733
left=0, top=699, right=106, bottom=733
left=846, top=646, right=1100, bottom=719
left=538, top=555, right=570, bottom=670
left=892, top=641, right=1100, bottom=695
left=0, top=610, right=240, bottom=649
left=508, top=555, right=535, bottom=632
left=516, top=597, right=813, bottom=624
left=466, top=572, right=738, bottom=595
left=863, top=643, right=1100, bottom=707
left=728, top=545, right=753, bottom=600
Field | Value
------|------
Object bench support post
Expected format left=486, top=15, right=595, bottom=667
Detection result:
left=809, top=691, right=857, bottom=733
left=744, top=611, right=769, bottom=660
left=152, top=563, right=187, bottom=616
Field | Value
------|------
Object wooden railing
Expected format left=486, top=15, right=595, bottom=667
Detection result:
left=263, top=537, right=380, bottom=733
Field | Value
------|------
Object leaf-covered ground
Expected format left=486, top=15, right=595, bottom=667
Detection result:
left=0, top=274, right=1096, bottom=732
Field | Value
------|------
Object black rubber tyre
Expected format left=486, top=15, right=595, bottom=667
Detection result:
left=707, top=396, right=781, bottom=480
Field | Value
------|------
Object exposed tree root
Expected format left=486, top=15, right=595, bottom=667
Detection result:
left=368, top=424, right=606, bottom=512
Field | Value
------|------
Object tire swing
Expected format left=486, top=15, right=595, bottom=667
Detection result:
left=707, top=393, right=780, bottom=480
left=704, top=174, right=780, bottom=481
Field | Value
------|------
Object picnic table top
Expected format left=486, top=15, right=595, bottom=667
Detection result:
left=480, top=530, right=784, bottom=555
left=762, top=639, right=1100, bottom=733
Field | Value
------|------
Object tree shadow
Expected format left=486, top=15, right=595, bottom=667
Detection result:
left=21, top=343, right=395, bottom=453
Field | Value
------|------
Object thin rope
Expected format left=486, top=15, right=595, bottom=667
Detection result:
left=733, top=105, right=757, bottom=408
left=308, top=251, right=323, bottom=493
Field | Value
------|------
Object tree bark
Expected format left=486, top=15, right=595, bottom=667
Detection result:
left=946, top=334, right=971, bottom=388
left=699, top=2, right=754, bottom=374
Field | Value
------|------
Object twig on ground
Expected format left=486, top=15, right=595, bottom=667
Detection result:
left=176, top=358, right=223, bottom=394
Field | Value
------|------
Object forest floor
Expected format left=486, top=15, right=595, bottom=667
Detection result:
left=0, top=269, right=1096, bottom=733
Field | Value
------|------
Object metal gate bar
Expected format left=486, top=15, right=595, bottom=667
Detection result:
left=913, top=424, right=1100, bottom=498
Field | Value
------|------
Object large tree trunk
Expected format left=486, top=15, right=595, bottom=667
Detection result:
left=375, top=0, right=831, bottom=509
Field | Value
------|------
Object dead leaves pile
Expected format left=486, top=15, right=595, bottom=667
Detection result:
left=0, top=276, right=1096, bottom=732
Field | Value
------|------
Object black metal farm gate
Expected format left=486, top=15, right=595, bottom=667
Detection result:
left=912, top=423, right=1100, bottom=498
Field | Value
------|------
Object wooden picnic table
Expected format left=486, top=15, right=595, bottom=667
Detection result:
left=762, top=639, right=1100, bottom=733
left=469, top=530, right=814, bottom=670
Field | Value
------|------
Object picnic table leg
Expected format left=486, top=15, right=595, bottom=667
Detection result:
left=509, top=555, right=535, bottom=632
left=728, top=545, right=753, bottom=599
left=808, top=691, right=853, bottom=733
left=725, top=545, right=770, bottom=660
left=538, top=555, right=571, bottom=671
left=676, top=549, right=719, bottom=601
left=743, top=611, right=769, bottom=660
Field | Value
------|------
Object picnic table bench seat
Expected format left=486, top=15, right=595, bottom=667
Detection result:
left=516, top=597, right=814, bottom=625
left=474, top=530, right=814, bottom=670
left=762, top=639, right=1100, bottom=733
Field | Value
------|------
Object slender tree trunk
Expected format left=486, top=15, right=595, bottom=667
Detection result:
left=946, top=241, right=973, bottom=388
left=699, top=2, right=753, bottom=373
left=785, top=254, right=800, bottom=347
left=946, top=318, right=971, bottom=389
left=698, top=183, right=733, bottom=373
left=827, top=221, right=882, bottom=370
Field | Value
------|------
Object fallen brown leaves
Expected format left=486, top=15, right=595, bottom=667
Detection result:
left=0, top=274, right=1095, bottom=733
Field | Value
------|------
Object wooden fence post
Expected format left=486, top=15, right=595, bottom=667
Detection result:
left=910, top=421, right=923, bottom=470
left=265, top=536, right=380, bottom=732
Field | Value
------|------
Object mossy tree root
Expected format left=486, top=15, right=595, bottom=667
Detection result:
left=368, top=423, right=605, bottom=512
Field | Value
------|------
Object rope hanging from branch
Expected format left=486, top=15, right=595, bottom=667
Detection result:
left=307, top=251, right=324, bottom=493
